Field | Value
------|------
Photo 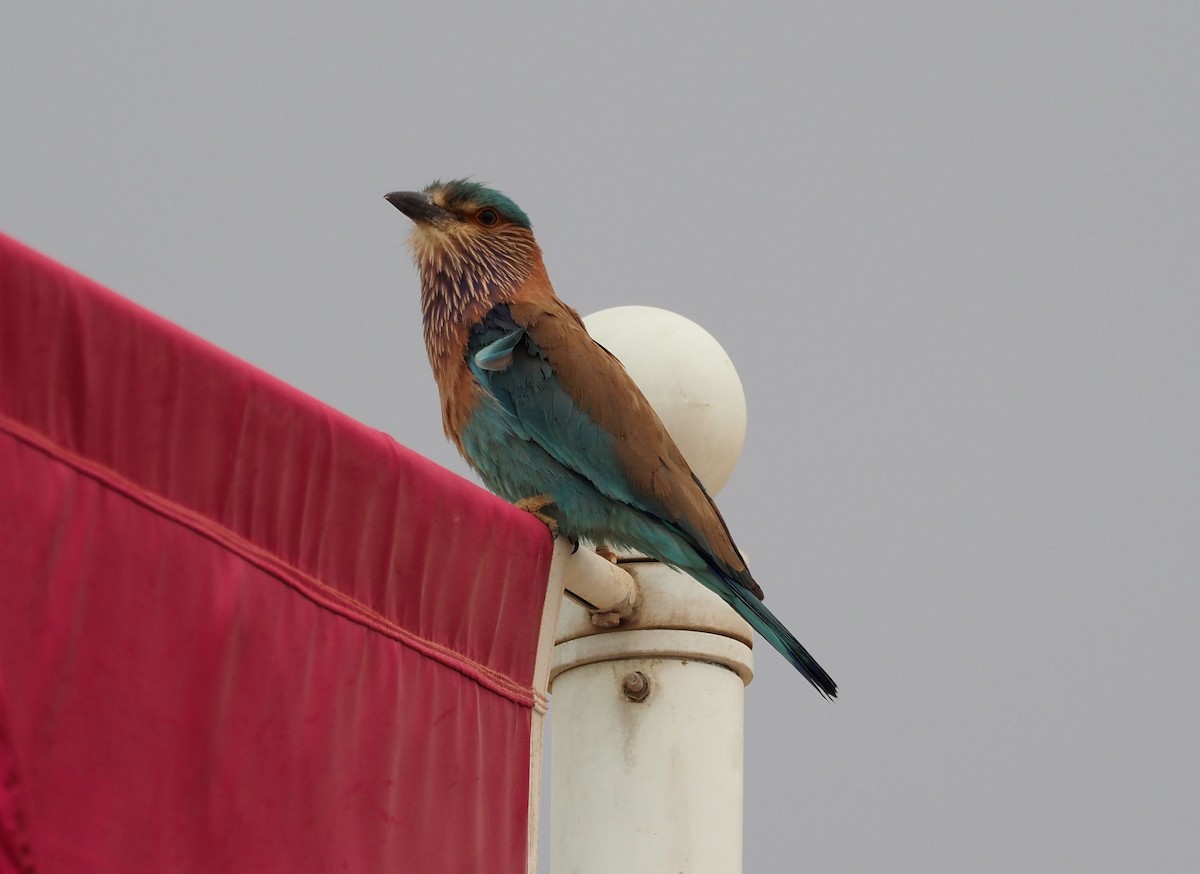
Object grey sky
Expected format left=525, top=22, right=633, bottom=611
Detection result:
left=3, top=3, right=1197, bottom=871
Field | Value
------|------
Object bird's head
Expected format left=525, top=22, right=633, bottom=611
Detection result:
left=385, top=179, right=540, bottom=299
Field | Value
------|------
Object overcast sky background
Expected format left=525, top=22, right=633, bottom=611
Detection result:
left=3, top=3, right=1197, bottom=871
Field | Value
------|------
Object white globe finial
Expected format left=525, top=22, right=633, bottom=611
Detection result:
left=583, top=306, right=747, bottom=495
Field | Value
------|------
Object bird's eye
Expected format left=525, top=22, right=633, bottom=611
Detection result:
left=478, top=208, right=499, bottom=226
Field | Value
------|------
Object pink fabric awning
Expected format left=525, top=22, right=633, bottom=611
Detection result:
left=0, top=232, right=553, bottom=873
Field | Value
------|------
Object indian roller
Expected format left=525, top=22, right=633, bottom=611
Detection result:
left=385, top=180, right=836, bottom=698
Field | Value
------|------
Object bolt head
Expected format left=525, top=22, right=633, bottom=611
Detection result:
left=621, top=670, right=651, bottom=702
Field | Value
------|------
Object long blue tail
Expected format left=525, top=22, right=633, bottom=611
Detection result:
left=696, top=566, right=837, bottom=698
left=595, top=505, right=837, bottom=696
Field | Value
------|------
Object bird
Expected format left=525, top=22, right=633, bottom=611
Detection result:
left=385, top=179, right=836, bottom=698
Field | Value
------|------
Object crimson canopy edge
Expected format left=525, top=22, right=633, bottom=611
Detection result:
left=0, top=232, right=555, bottom=874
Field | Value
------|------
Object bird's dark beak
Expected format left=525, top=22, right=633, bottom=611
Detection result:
left=384, top=191, right=452, bottom=224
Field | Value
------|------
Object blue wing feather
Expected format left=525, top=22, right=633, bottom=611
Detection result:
left=473, top=327, right=525, bottom=372
left=467, top=305, right=641, bottom=507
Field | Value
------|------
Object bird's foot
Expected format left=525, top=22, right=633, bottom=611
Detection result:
left=516, top=493, right=555, bottom=514
left=516, top=494, right=563, bottom=540
left=595, top=545, right=618, bottom=564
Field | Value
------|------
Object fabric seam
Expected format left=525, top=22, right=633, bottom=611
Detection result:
left=0, top=412, right=537, bottom=709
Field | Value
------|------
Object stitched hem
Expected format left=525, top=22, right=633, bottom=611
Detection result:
left=0, top=412, right=537, bottom=709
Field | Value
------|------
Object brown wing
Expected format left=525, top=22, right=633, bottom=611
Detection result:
left=507, top=297, right=758, bottom=594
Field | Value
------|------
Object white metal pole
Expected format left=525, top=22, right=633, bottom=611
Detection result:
left=550, top=561, right=753, bottom=874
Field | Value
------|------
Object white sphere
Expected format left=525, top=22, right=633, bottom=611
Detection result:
left=583, top=306, right=747, bottom=495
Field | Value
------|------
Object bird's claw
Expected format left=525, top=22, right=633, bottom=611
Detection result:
left=516, top=494, right=555, bottom=514
left=516, top=494, right=572, bottom=545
